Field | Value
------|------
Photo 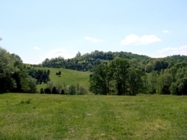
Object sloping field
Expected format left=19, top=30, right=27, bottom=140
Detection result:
left=35, top=67, right=90, bottom=92
left=0, top=94, right=187, bottom=139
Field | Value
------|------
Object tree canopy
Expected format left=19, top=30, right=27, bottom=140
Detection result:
left=90, top=58, right=144, bottom=95
left=0, top=47, right=37, bottom=93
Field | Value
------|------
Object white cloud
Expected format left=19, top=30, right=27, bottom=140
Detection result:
left=157, top=47, right=177, bottom=53
left=163, top=30, right=170, bottom=33
left=44, top=48, right=74, bottom=60
left=85, top=36, right=103, bottom=43
left=121, top=34, right=161, bottom=45
left=156, top=45, right=187, bottom=56
left=33, top=46, right=42, bottom=50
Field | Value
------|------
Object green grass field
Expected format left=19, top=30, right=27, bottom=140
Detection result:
left=0, top=94, right=187, bottom=139
left=35, top=67, right=90, bottom=92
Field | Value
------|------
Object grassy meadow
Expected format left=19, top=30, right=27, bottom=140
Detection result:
left=35, top=67, right=90, bottom=92
left=0, top=93, right=187, bottom=140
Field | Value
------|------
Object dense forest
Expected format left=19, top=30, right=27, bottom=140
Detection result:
left=90, top=57, right=187, bottom=95
left=0, top=47, right=37, bottom=93
left=41, top=50, right=187, bottom=73
left=1, top=46, right=187, bottom=95
left=41, top=50, right=150, bottom=71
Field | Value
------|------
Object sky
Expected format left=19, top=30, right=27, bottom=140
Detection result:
left=1, top=0, right=187, bottom=64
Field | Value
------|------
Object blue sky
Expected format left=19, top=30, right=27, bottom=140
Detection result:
left=1, top=0, right=187, bottom=64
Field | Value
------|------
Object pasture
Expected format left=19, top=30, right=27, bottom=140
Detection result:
left=35, top=67, right=90, bottom=92
left=0, top=94, right=187, bottom=139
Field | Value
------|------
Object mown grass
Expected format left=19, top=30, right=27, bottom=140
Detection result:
left=35, top=67, right=90, bottom=92
left=0, top=94, right=187, bottom=140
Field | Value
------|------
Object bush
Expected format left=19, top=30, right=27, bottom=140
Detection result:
left=44, top=88, right=51, bottom=94
left=68, top=85, right=76, bottom=95
left=77, top=86, right=87, bottom=95
left=52, top=86, right=57, bottom=94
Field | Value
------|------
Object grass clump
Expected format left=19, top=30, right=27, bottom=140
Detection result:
left=20, top=99, right=31, bottom=104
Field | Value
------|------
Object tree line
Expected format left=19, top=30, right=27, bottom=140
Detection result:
left=28, top=67, right=50, bottom=84
left=40, top=82, right=88, bottom=95
left=89, top=57, right=187, bottom=95
left=41, top=50, right=150, bottom=71
left=41, top=50, right=187, bottom=73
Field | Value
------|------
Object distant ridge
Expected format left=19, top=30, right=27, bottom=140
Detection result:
left=39, top=50, right=187, bottom=72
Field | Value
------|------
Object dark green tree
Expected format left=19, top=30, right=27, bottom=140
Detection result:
left=44, top=88, right=51, bottom=94
left=108, top=57, right=130, bottom=95
left=40, top=88, right=44, bottom=94
left=148, top=71, right=158, bottom=94
left=158, top=73, right=173, bottom=94
left=127, top=68, right=143, bottom=95
left=61, top=89, right=65, bottom=95
left=177, top=77, right=187, bottom=95
left=52, top=86, right=57, bottom=94
left=0, top=47, right=37, bottom=93
left=89, top=64, right=109, bottom=95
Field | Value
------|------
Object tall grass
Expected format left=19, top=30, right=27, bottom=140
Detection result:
left=0, top=94, right=187, bottom=139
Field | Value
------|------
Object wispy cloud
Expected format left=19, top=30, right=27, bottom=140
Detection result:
left=44, top=48, right=74, bottom=59
left=156, top=45, right=187, bottom=56
left=85, top=36, right=103, bottom=43
left=121, top=34, right=161, bottom=45
left=163, top=30, right=170, bottom=34
left=33, top=46, right=42, bottom=50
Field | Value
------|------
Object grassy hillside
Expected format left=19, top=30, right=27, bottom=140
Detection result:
left=35, top=67, right=90, bottom=92
left=0, top=93, right=187, bottom=139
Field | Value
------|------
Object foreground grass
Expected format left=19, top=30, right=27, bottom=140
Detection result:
left=0, top=94, right=187, bottom=140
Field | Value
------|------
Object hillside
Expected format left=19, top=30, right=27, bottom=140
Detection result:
left=33, top=67, right=90, bottom=93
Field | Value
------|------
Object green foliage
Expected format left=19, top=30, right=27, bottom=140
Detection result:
left=127, top=67, right=144, bottom=95
left=26, top=77, right=37, bottom=93
left=68, top=84, right=76, bottom=95
left=157, top=73, right=173, bottom=94
left=178, top=79, right=187, bottom=95
left=41, top=50, right=150, bottom=71
left=77, top=85, right=87, bottom=95
left=40, top=88, right=44, bottom=94
left=28, top=67, right=50, bottom=84
left=145, top=61, right=187, bottom=95
left=109, top=57, right=130, bottom=95
left=89, top=64, right=109, bottom=95
left=90, top=58, right=143, bottom=95
left=40, top=50, right=187, bottom=73
left=44, top=88, right=51, bottom=94
left=0, top=47, right=37, bottom=93
left=145, top=63, right=153, bottom=73
left=174, top=77, right=187, bottom=95
left=52, top=86, right=57, bottom=94
left=41, top=81, right=88, bottom=95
